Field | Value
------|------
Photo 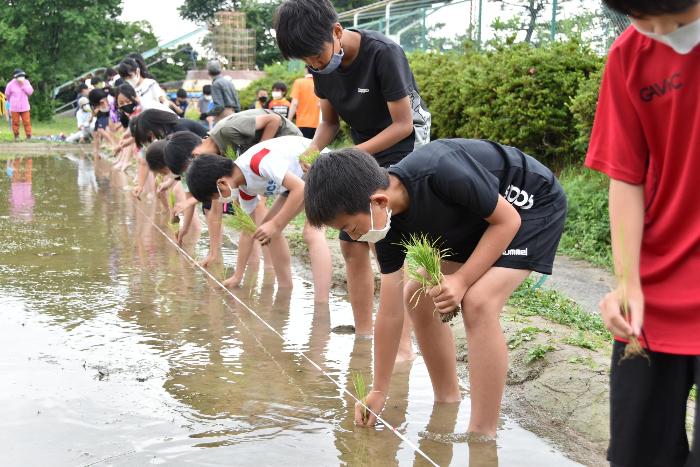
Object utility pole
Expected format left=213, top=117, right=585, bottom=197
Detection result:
left=477, top=0, right=483, bottom=47
left=550, top=0, right=558, bottom=41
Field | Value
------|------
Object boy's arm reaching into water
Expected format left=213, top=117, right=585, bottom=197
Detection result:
left=355, top=269, right=404, bottom=426
left=200, top=205, right=223, bottom=268
left=253, top=172, right=304, bottom=244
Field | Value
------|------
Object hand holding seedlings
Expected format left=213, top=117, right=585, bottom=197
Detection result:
left=352, top=372, right=369, bottom=423
left=428, top=273, right=468, bottom=315
left=253, top=220, right=279, bottom=245
left=298, top=149, right=320, bottom=173
left=224, top=203, right=257, bottom=234
left=600, top=285, right=647, bottom=361
left=401, top=234, right=460, bottom=323
left=354, top=389, right=386, bottom=427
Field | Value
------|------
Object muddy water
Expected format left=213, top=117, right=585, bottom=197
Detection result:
left=0, top=154, right=580, bottom=466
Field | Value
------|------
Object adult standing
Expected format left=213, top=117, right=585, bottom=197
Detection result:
left=208, top=60, right=240, bottom=121
left=288, top=73, right=320, bottom=139
left=5, top=69, right=33, bottom=141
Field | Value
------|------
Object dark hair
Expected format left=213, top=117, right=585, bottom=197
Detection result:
left=88, top=88, right=108, bottom=107
left=115, top=83, right=138, bottom=103
left=105, top=68, right=118, bottom=79
left=186, top=154, right=234, bottom=202
left=91, top=75, right=104, bottom=87
left=131, top=109, right=180, bottom=148
left=164, top=131, right=202, bottom=175
left=272, top=81, right=288, bottom=94
left=126, top=53, right=155, bottom=79
left=118, top=57, right=156, bottom=80
left=202, top=84, right=212, bottom=95
left=274, top=0, right=338, bottom=59
left=304, top=148, right=389, bottom=227
left=77, top=83, right=89, bottom=92
left=176, top=88, right=187, bottom=99
left=145, top=140, right=168, bottom=172
left=603, top=0, right=699, bottom=15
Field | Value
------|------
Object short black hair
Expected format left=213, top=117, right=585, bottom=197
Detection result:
left=176, top=88, right=187, bottom=99
left=145, top=140, right=169, bottom=172
left=164, top=131, right=202, bottom=175
left=77, top=83, right=89, bottom=92
left=202, top=84, right=212, bottom=95
left=187, top=154, right=235, bottom=202
left=304, top=148, right=389, bottom=227
left=91, top=75, right=104, bottom=86
left=603, top=0, right=699, bottom=15
left=272, top=81, right=288, bottom=94
left=115, top=83, right=137, bottom=103
left=274, top=0, right=338, bottom=59
left=105, top=68, right=118, bottom=79
left=131, top=109, right=180, bottom=148
left=88, top=88, right=108, bottom=107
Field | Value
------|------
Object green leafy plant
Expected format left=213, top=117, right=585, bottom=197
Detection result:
left=526, top=344, right=556, bottom=364
left=563, top=331, right=597, bottom=350
left=400, top=234, right=459, bottom=323
left=299, top=149, right=321, bottom=166
left=223, top=203, right=257, bottom=234
left=223, top=145, right=238, bottom=161
left=352, top=371, right=369, bottom=423
left=508, top=326, right=551, bottom=350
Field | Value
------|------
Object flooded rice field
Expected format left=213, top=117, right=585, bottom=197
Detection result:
left=0, top=154, right=581, bottom=466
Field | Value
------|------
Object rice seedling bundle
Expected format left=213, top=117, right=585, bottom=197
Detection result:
left=400, top=234, right=459, bottom=323
left=224, top=145, right=238, bottom=161
left=223, top=203, right=257, bottom=235
left=352, top=371, right=369, bottom=423
left=299, top=150, right=321, bottom=166
left=617, top=226, right=647, bottom=362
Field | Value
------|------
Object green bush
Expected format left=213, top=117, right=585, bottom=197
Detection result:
left=237, top=62, right=304, bottom=111
left=569, top=68, right=603, bottom=156
left=409, top=41, right=604, bottom=167
left=558, top=167, right=612, bottom=269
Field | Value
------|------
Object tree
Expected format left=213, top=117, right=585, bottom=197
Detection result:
left=0, top=0, right=123, bottom=119
left=489, top=0, right=572, bottom=44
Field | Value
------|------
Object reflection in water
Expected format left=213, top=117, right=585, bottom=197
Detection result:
left=8, top=157, right=34, bottom=221
left=0, top=155, right=581, bottom=466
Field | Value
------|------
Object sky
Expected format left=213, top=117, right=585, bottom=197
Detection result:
left=121, top=0, right=201, bottom=45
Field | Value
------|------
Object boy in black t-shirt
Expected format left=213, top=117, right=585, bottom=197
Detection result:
left=304, top=139, right=567, bottom=437
left=274, top=0, right=430, bottom=347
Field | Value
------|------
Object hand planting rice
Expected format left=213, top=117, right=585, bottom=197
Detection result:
left=299, top=149, right=321, bottom=166
left=352, top=371, right=369, bottom=424
left=401, top=234, right=460, bottom=323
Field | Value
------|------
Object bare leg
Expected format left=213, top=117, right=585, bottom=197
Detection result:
left=461, top=267, right=530, bottom=436
left=403, top=271, right=461, bottom=403
left=340, top=240, right=374, bottom=336
left=303, top=221, right=332, bottom=303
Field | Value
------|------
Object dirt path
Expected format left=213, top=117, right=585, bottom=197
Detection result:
left=546, top=256, right=614, bottom=315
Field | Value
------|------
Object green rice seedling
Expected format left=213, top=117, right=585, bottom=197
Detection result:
left=400, top=234, right=459, bottom=323
left=223, top=145, right=238, bottom=161
left=616, top=226, right=647, bottom=362
left=223, top=203, right=257, bottom=234
left=299, top=149, right=321, bottom=166
left=352, top=371, right=369, bottom=423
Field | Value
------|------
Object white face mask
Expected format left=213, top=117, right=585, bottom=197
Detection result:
left=16, top=76, right=25, bottom=83
left=357, top=204, right=392, bottom=243
left=216, top=181, right=238, bottom=204
left=271, top=91, right=283, bottom=100
left=634, top=16, right=700, bottom=54
left=125, top=72, right=140, bottom=88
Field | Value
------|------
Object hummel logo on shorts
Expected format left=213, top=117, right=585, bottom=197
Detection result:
left=357, top=88, right=369, bottom=93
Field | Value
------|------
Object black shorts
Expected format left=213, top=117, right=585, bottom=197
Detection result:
left=339, top=150, right=409, bottom=244
left=494, top=197, right=567, bottom=275
left=299, top=127, right=316, bottom=139
left=95, top=115, right=110, bottom=131
left=608, top=341, right=699, bottom=467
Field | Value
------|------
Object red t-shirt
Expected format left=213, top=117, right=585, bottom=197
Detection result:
left=585, top=27, right=700, bottom=355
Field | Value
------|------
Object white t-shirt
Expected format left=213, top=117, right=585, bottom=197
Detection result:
left=136, top=78, right=168, bottom=111
left=234, top=135, right=316, bottom=213
left=76, top=108, right=92, bottom=129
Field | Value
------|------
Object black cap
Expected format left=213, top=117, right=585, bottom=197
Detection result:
left=13, top=69, right=26, bottom=78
